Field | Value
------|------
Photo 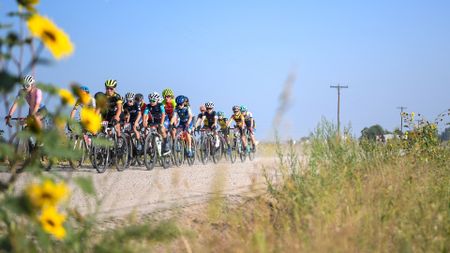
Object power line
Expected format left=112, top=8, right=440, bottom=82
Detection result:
left=330, top=84, right=348, bottom=135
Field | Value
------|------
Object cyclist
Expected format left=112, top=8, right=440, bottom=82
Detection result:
left=226, top=105, right=248, bottom=152
left=123, top=92, right=142, bottom=143
left=103, top=79, right=123, bottom=138
left=200, top=102, right=220, bottom=148
left=162, top=88, right=176, bottom=139
left=241, top=105, right=256, bottom=151
left=194, top=105, right=206, bottom=130
left=70, top=85, right=96, bottom=119
left=217, top=111, right=230, bottom=151
left=135, top=93, right=146, bottom=113
left=5, top=75, right=47, bottom=129
left=142, top=92, right=170, bottom=155
left=170, top=95, right=194, bottom=157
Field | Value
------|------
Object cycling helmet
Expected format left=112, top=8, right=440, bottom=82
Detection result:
left=125, top=92, right=135, bottom=100
left=80, top=85, right=90, bottom=93
left=199, top=105, right=206, bottom=112
left=232, top=105, right=240, bottom=112
left=240, top=105, right=248, bottom=112
left=205, top=101, right=214, bottom=109
left=148, top=92, right=161, bottom=102
left=218, top=111, right=225, bottom=117
left=175, top=95, right=186, bottom=105
left=22, top=75, right=35, bottom=89
left=135, top=93, right=143, bottom=101
left=104, top=79, right=117, bottom=88
left=162, top=88, right=174, bottom=98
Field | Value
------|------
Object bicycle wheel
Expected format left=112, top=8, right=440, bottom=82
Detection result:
left=230, top=139, right=237, bottom=164
left=248, top=142, right=255, bottom=161
left=173, top=137, right=184, bottom=167
left=115, top=135, right=129, bottom=171
left=69, top=135, right=86, bottom=169
left=93, top=133, right=109, bottom=173
left=239, top=141, right=247, bottom=162
left=185, top=140, right=195, bottom=166
left=143, top=134, right=157, bottom=170
left=200, top=137, right=210, bottom=165
left=212, top=136, right=222, bottom=164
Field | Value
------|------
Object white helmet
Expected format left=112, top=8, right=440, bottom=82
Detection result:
left=148, top=92, right=161, bottom=102
left=125, top=92, right=135, bottom=100
left=205, top=101, right=214, bottom=109
left=22, top=75, right=35, bottom=89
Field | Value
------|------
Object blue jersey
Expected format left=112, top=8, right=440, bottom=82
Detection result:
left=174, top=106, right=192, bottom=124
left=144, top=103, right=165, bottom=123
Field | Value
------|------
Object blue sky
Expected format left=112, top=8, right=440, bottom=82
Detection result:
left=1, top=0, right=449, bottom=140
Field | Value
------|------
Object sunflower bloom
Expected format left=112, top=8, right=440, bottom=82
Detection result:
left=78, top=90, right=90, bottom=106
left=26, top=180, right=69, bottom=208
left=38, top=206, right=66, bottom=240
left=27, top=14, right=74, bottom=59
left=80, top=108, right=101, bottom=134
left=59, top=89, right=76, bottom=106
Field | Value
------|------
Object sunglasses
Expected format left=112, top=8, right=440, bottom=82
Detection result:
left=233, top=110, right=239, bottom=113
left=127, top=99, right=134, bottom=103
left=106, top=87, right=114, bottom=91
left=150, top=99, right=157, bottom=103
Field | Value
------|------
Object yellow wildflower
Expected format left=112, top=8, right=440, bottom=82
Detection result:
left=27, top=14, right=74, bottom=59
left=78, top=90, right=90, bottom=106
left=26, top=180, right=69, bottom=208
left=80, top=108, right=101, bottom=134
left=59, top=89, right=76, bottom=106
left=38, top=206, right=66, bottom=240
left=411, top=112, right=415, bottom=121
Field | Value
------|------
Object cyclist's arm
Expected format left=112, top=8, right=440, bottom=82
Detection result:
left=135, top=111, right=142, bottom=127
left=213, top=115, right=218, bottom=127
left=160, top=104, right=166, bottom=126
left=170, top=111, right=177, bottom=125
left=7, top=99, right=19, bottom=118
left=187, top=108, right=193, bottom=125
left=114, top=101, right=122, bottom=121
left=70, top=104, right=79, bottom=119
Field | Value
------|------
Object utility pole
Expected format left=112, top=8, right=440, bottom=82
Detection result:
left=397, top=106, right=407, bottom=133
left=330, top=84, right=348, bottom=135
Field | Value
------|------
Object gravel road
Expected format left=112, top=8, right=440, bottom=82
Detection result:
left=1, top=157, right=279, bottom=222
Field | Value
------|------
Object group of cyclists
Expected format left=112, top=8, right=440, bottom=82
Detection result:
left=4, top=75, right=257, bottom=165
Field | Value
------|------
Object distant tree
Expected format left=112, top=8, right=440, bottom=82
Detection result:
left=440, top=127, right=450, bottom=141
left=360, top=124, right=385, bottom=141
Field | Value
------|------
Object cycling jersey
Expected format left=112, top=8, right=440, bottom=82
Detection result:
left=203, top=111, right=217, bottom=127
left=17, top=87, right=45, bottom=115
left=243, top=112, right=254, bottom=128
left=162, top=99, right=176, bottom=119
left=106, top=92, right=123, bottom=114
left=144, top=103, right=165, bottom=124
left=218, top=118, right=228, bottom=130
left=174, top=106, right=192, bottom=124
left=123, top=102, right=141, bottom=124
left=232, top=112, right=245, bottom=127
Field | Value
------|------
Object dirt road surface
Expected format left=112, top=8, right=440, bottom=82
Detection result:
left=1, top=157, right=279, bottom=223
